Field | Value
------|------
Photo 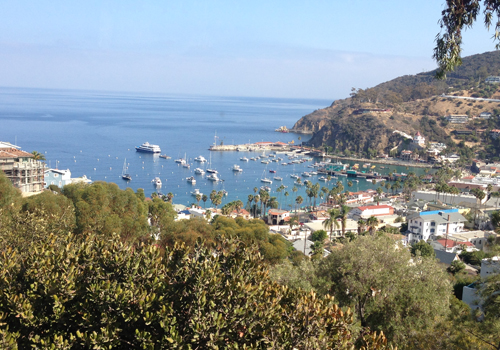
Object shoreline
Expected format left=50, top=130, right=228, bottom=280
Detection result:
left=327, top=155, right=435, bottom=168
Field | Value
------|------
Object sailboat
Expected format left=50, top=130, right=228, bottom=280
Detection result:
left=206, top=152, right=218, bottom=174
left=261, top=167, right=273, bottom=184
left=121, top=158, right=132, bottom=181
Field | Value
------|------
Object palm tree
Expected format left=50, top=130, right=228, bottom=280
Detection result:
left=284, top=191, right=289, bottom=209
left=323, top=208, right=340, bottom=241
left=195, top=193, right=202, bottom=207
left=234, top=199, right=243, bottom=214
left=247, top=194, right=254, bottom=213
left=339, top=205, right=351, bottom=236
left=202, top=194, right=208, bottom=208
left=166, top=192, right=174, bottom=203
left=366, top=216, right=379, bottom=235
left=357, top=219, right=366, bottom=234
left=31, top=151, right=46, bottom=161
left=253, top=195, right=260, bottom=218
left=295, top=195, right=303, bottom=217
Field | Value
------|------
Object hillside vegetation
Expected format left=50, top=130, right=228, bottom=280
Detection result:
left=292, top=51, right=500, bottom=162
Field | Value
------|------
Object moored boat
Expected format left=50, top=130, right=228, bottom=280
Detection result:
left=136, top=142, right=161, bottom=153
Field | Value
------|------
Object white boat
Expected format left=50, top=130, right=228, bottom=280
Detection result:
left=302, top=172, right=311, bottom=177
left=187, top=176, right=196, bottom=184
left=175, top=158, right=186, bottom=165
left=194, top=168, right=205, bottom=175
left=273, top=176, right=283, bottom=181
left=281, top=163, right=288, bottom=166
left=191, top=189, right=203, bottom=197
left=310, top=171, right=318, bottom=175
left=136, top=142, right=161, bottom=153
left=250, top=157, right=257, bottom=161
left=261, top=160, right=270, bottom=164
left=207, top=173, right=219, bottom=181
left=121, top=158, right=132, bottom=181
left=182, top=163, right=190, bottom=169
left=240, top=157, right=249, bottom=162
left=260, top=186, right=271, bottom=192
left=152, top=177, right=162, bottom=187
left=294, top=180, right=304, bottom=186
left=232, top=164, right=243, bottom=172
left=206, top=153, right=218, bottom=174
left=318, top=176, right=328, bottom=182
left=261, top=177, right=273, bottom=184
left=290, top=174, right=300, bottom=179
left=194, top=155, right=207, bottom=162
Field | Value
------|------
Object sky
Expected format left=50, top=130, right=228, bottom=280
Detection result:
left=0, top=1, right=497, bottom=99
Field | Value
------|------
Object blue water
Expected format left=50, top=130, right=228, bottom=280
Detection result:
left=0, top=87, right=426, bottom=209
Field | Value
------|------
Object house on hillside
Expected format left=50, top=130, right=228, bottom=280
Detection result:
left=485, top=76, right=500, bottom=84
left=350, top=204, right=395, bottom=219
left=44, top=168, right=92, bottom=188
left=413, top=131, right=425, bottom=147
left=406, top=209, right=467, bottom=244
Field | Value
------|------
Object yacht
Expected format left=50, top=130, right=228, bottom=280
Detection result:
left=187, top=176, right=196, bottom=184
left=191, top=188, right=203, bottom=197
left=136, top=142, right=161, bottom=153
left=182, top=163, right=190, bottom=169
left=152, top=177, right=162, bottom=187
left=159, top=154, right=171, bottom=159
left=290, top=174, right=300, bottom=179
left=121, top=158, right=132, bottom=181
left=261, top=177, right=273, bottom=184
left=240, top=157, right=249, bottom=162
left=261, top=160, right=270, bottom=164
left=232, top=164, right=243, bottom=172
left=175, top=158, right=186, bottom=165
left=260, top=186, right=271, bottom=192
left=269, top=170, right=276, bottom=173
left=207, top=173, right=219, bottom=181
left=250, top=157, right=257, bottom=161
left=194, top=168, right=205, bottom=175
left=318, top=176, right=328, bottom=182
left=273, top=176, right=283, bottom=181
left=302, top=172, right=311, bottom=177
left=309, top=171, right=318, bottom=175
left=194, top=155, right=207, bottom=163
left=206, top=168, right=218, bottom=174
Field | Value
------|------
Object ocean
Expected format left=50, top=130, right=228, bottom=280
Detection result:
left=0, top=87, right=426, bottom=209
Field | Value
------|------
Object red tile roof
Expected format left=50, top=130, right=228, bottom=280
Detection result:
left=436, top=239, right=474, bottom=248
left=0, top=148, right=34, bottom=159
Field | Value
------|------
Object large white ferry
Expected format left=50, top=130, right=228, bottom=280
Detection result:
left=135, top=142, right=161, bottom=153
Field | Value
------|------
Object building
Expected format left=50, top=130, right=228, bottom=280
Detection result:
left=479, top=112, right=492, bottom=119
left=351, top=204, right=394, bottom=219
left=267, top=209, right=290, bottom=225
left=413, top=131, right=425, bottom=147
left=462, top=257, right=500, bottom=313
left=0, top=141, right=45, bottom=195
left=406, top=209, right=467, bottom=244
left=44, top=168, right=92, bottom=188
left=485, top=76, right=500, bottom=84
left=431, top=239, right=476, bottom=253
left=490, top=129, right=500, bottom=139
left=411, top=189, right=487, bottom=207
left=445, top=115, right=469, bottom=124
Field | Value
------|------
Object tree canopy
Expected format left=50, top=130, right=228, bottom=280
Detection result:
left=435, top=0, right=500, bottom=78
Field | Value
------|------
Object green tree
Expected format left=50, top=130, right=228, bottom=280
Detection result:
left=30, top=150, right=46, bottom=161
left=310, top=229, right=328, bottom=242
left=411, top=240, right=436, bottom=258
left=434, top=0, right=500, bottom=78
left=315, top=235, right=452, bottom=347
left=323, top=208, right=340, bottom=241
left=0, top=233, right=390, bottom=349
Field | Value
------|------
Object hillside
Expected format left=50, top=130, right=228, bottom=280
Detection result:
left=292, top=51, right=500, bottom=162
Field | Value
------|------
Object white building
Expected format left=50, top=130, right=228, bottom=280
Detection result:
left=413, top=131, right=425, bottom=147
left=485, top=76, right=500, bottom=84
left=350, top=204, right=394, bottom=219
left=406, top=209, right=466, bottom=244
left=462, top=257, right=500, bottom=313
left=44, top=168, right=92, bottom=188
left=411, top=190, right=486, bottom=207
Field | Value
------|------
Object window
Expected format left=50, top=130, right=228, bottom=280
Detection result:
left=54, top=173, right=59, bottom=178
left=419, top=222, right=422, bottom=226
left=431, top=222, right=435, bottom=226
left=430, top=229, right=435, bottom=233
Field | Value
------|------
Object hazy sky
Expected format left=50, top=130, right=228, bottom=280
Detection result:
left=0, top=1, right=497, bottom=99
